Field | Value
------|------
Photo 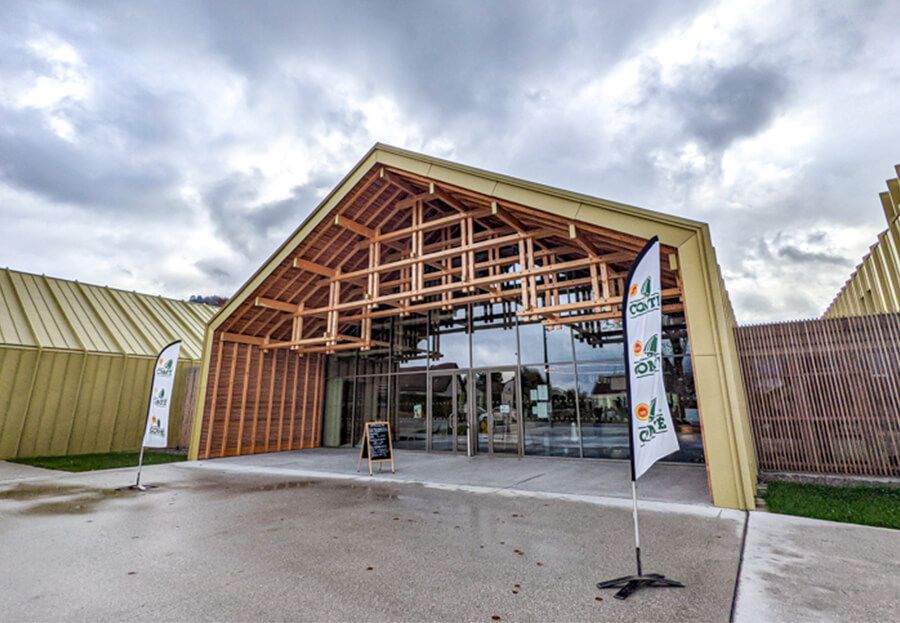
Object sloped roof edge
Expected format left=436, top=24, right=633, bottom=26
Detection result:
left=208, top=143, right=708, bottom=332
left=0, top=267, right=216, bottom=358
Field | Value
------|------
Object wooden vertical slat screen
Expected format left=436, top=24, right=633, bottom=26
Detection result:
left=199, top=333, right=325, bottom=459
left=735, top=313, right=900, bottom=477
left=177, top=366, right=201, bottom=449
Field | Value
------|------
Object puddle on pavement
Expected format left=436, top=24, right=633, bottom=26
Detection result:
left=173, top=477, right=401, bottom=501
left=0, top=474, right=404, bottom=516
left=0, top=483, right=127, bottom=516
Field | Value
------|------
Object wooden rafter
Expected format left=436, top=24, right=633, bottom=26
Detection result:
left=220, top=165, right=683, bottom=353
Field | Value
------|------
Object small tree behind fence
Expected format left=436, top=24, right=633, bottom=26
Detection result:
left=735, top=313, right=900, bottom=478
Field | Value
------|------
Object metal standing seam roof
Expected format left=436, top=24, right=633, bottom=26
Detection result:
left=0, top=268, right=217, bottom=359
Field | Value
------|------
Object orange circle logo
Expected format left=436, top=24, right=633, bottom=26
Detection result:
left=635, top=403, right=650, bottom=421
left=629, top=284, right=638, bottom=297
left=633, top=340, right=643, bottom=356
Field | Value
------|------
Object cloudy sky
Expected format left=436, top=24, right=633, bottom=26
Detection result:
left=1, top=0, right=898, bottom=323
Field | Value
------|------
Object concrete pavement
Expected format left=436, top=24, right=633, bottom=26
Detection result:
left=0, top=460, right=741, bottom=622
left=201, top=447, right=713, bottom=508
left=0, top=460, right=60, bottom=483
left=734, top=511, right=900, bottom=622
left=1, top=453, right=898, bottom=622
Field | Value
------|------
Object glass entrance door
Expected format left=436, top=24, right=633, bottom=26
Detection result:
left=489, top=370, right=519, bottom=454
left=428, top=372, right=468, bottom=453
left=469, top=368, right=521, bottom=455
left=428, top=368, right=520, bottom=456
left=474, top=371, right=489, bottom=454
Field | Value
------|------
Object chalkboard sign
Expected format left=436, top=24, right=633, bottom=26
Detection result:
left=357, top=421, right=396, bottom=475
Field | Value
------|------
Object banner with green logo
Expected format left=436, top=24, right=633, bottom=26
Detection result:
left=142, top=341, right=181, bottom=448
left=623, top=237, right=678, bottom=479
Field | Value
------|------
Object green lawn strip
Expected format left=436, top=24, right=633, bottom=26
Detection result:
left=764, top=480, right=900, bottom=530
left=12, top=451, right=186, bottom=472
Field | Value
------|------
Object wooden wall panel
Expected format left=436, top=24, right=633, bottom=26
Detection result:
left=198, top=335, right=326, bottom=458
left=735, top=313, right=900, bottom=477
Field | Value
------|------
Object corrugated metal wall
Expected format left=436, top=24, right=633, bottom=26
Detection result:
left=0, top=268, right=216, bottom=459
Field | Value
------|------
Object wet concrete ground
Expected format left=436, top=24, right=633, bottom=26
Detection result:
left=734, top=512, right=900, bottom=623
left=0, top=462, right=743, bottom=622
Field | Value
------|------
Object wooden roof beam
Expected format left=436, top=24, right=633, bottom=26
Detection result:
left=254, top=297, right=297, bottom=313
left=382, top=170, right=424, bottom=198
left=396, top=184, right=468, bottom=213
left=568, top=223, right=604, bottom=258
left=490, top=201, right=528, bottom=234
left=334, top=214, right=375, bottom=239
left=292, top=258, right=337, bottom=278
left=220, top=332, right=267, bottom=346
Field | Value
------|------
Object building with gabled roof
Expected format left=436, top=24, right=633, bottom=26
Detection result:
left=0, top=268, right=216, bottom=459
left=189, top=144, right=756, bottom=509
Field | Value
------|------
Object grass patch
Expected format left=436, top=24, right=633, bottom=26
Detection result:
left=764, top=481, right=900, bottom=530
left=13, top=451, right=187, bottom=472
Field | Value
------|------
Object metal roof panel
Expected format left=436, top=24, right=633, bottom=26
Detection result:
left=0, top=268, right=214, bottom=359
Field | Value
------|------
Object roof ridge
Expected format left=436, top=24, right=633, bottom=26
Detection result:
left=1, top=266, right=216, bottom=310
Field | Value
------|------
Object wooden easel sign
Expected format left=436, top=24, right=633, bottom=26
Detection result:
left=357, top=421, right=396, bottom=476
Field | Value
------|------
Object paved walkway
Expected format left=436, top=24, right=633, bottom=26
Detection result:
left=0, top=460, right=60, bottom=483
left=734, top=511, right=900, bottom=622
left=196, top=447, right=713, bottom=509
left=0, top=461, right=741, bottom=622
left=2, top=453, right=897, bottom=621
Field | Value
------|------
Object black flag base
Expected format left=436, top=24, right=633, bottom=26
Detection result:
left=597, top=573, right=684, bottom=600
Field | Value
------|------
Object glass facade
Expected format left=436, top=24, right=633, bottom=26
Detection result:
left=321, top=303, right=703, bottom=464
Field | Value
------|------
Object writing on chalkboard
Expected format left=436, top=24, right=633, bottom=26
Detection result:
left=357, top=421, right=396, bottom=475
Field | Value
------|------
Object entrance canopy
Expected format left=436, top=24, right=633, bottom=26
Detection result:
left=190, top=144, right=757, bottom=510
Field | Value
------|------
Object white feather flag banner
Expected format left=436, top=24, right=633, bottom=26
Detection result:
left=623, top=238, right=679, bottom=479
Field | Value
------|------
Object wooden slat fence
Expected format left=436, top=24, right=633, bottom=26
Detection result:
left=177, top=366, right=201, bottom=450
left=735, top=313, right=900, bottom=477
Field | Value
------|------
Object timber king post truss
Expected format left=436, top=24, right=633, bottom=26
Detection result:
left=216, top=165, right=684, bottom=357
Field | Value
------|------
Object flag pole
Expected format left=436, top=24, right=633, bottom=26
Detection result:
left=631, top=481, right=642, bottom=576
left=131, top=371, right=155, bottom=491
left=133, top=444, right=147, bottom=491
left=597, top=236, right=683, bottom=600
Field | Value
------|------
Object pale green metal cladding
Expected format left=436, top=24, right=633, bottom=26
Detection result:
left=0, top=268, right=216, bottom=459
left=824, top=165, right=900, bottom=318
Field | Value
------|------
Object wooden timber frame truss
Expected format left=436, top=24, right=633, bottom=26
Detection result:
left=216, top=165, right=684, bottom=356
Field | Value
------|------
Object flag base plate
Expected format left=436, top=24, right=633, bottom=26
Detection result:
left=597, top=573, right=684, bottom=600
left=126, top=484, right=157, bottom=492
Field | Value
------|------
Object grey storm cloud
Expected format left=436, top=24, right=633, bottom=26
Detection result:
left=203, top=170, right=332, bottom=259
left=0, top=106, right=182, bottom=211
left=777, top=246, right=850, bottom=266
left=1, top=0, right=899, bottom=321
left=671, top=64, right=789, bottom=150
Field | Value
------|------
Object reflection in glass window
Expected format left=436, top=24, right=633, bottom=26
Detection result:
left=431, top=306, right=469, bottom=370
left=577, top=361, right=630, bottom=459
left=517, top=321, right=543, bottom=364
left=663, top=353, right=702, bottom=463
left=572, top=321, right=624, bottom=364
left=351, top=375, right=389, bottom=445
left=396, top=315, right=430, bottom=369
left=544, top=326, right=573, bottom=364
left=394, top=373, right=428, bottom=450
left=522, top=364, right=581, bottom=457
left=517, top=322, right=573, bottom=365
left=472, top=324, right=516, bottom=367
